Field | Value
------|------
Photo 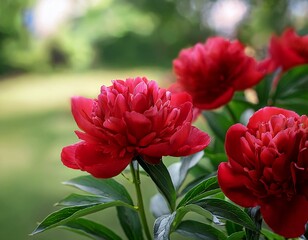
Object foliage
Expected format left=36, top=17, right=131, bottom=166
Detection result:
left=31, top=60, right=308, bottom=239
left=1, top=0, right=308, bottom=74
left=22, top=1, right=308, bottom=239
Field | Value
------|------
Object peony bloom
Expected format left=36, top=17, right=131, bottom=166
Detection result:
left=262, top=28, right=308, bottom=72
left=173, top=37, right=265, bottom=110
left=218, top=107, right=308, bottom=238
left=61, top=77, right=210, bottom=178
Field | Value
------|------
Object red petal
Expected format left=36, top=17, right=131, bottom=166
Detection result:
left=170, top=123, right=191, bottom=147
left=194, top=87, right=235, bottom=110
left=132, top=93, right=148, bottom=113
left=247, top=107, right=299, bottom=130
left=124, top=111, right=152, bottom=140
left=174, top=102, right=193, bottom=125
left=272, top=154, right=291, bottom=182
left=260, top=196, right=308, bottom=238
left=113, top=94, right=128, bottom=117
left=258, top=58, right=276, bottom=74
left=61, top=143, right=82, bottom=169
left=233, top=58, right=264, bottom=90
left=173, top=126, right=211, bottom=156
left=75, top=131, right=101, bottom=143
left=143, top=125, right=210, bottom=158
left=225, top=124, right=248, bottom=167
left=269, top=29, right=306, bottom=70
left=139, top=142, right=171, bottom=157
left=133, top=80, right=148, bottom=95
left=71, top=97, right=99, bottom=137
left=170, top=91, right=192, bottom=107
left=74, top=143, right=132, bottom=178
left=218, top=162, right=258, bottom=207
left=83, top=160, right=130, bottom=179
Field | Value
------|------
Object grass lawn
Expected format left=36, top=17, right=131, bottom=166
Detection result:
left=0, top=68, right=172, bottom=240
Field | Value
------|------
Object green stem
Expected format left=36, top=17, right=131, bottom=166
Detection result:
left=130, top=162, right=152, bottom=240
left=225, top=104, right=237, bottom=124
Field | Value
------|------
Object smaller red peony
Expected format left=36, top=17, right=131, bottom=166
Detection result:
left=261, top=28, right=308, bottom=73
left=218, top=106, right=308, bottom=238
left=173, top=37, right=265, bottom=110
left=61, top=77, right=210, bottom=178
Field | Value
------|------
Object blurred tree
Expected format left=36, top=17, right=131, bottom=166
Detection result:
left=0, top=0, right=54, bottom=75
left=0, top=0, right=308, bottom=74
left=80, top=0, right=212, bottom=68
left=238, top=0, right=291, bottom=56
left=0, top=0, right=32, bottom=74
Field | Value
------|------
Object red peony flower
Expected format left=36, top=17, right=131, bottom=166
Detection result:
left=218, top=107, right=308, bottom=238
left=173, top=37, right=265, bottom=110
left=262, top=28, right=308, bottom=72
left=61, top=77, right=210, bottom=178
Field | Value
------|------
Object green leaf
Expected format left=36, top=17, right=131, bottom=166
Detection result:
left=63, top=175, right=132, bottom=204
left=204, top=149, right=228, bottom=169
left=261, top=229, right=285, bottom=240
left=254, top=71, right=277, bottom=107
left=117, top=206, right=144, bottom=240
left=138, top=158, right=176, bottom=212
left=275, top=97, right=308, bottom=115
left=194, top=198, right=257, bottom=231
left=227, top=91, right=255, bottom=125
left=274, top=65, right=308, bottom=97
left=272, top=65, right=308, bottom=114
left=150, top=151, right=204, bottom=218
left=31, top=200, right=135, bottom=235
left=62, top=218, right=122, bottom=240
left=172, top=204, right=213, bottom=230
left=202, top=111, right=232, bottom=143
left=153, top=212, right=176, bottom=240
left=32, top=177, right=141, bottom=237
left=225, top=221, right=243, bottom=235
left=180, top=173, right=214, bottom=195
left=56, top=193, right=114, bottom=206
left=150, top=193, right=170, bottom=218
left=171, top=204, right=219, bottom=237
left=182, top=204, right=213, bottom=218
left=226, top=231, right=245, bottom=240
left=63, top=175, right=143, bottom=240
left=175, top=220, right=227, bottom=240
left=189, top=163, right=213, bottom=179
left=178, top=176, right=220, bottom=207
left=169, top=151, right=204, bottom=191
left=230, top=92, right=255, bottom=118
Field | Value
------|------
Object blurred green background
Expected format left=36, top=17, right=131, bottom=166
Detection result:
left=0, top=0, right=308, bottom=239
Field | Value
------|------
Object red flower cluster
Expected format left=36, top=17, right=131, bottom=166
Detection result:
left=218, top=107, right=308, bottom=238
left=61, top=77, right=210, bottom=178
left=262, top=28, right=308, bottom=73
left=173, top=37, right=265, bottom=110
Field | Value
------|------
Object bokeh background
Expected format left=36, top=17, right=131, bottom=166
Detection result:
left=1, top=0, right=308, bottom=239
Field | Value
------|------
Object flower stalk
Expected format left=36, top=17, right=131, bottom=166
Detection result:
left=130, top=161, right=152, bottom=240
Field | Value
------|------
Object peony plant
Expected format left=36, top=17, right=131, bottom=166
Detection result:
left=218, top=107, right=308, bottom=238
left=261, top=28, right=308, bottom=73
left=172, top=37, right=265, bottom=110
left=32, top=28, right=308, bottom=240
left=61, top=77, right=210, bottom=178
